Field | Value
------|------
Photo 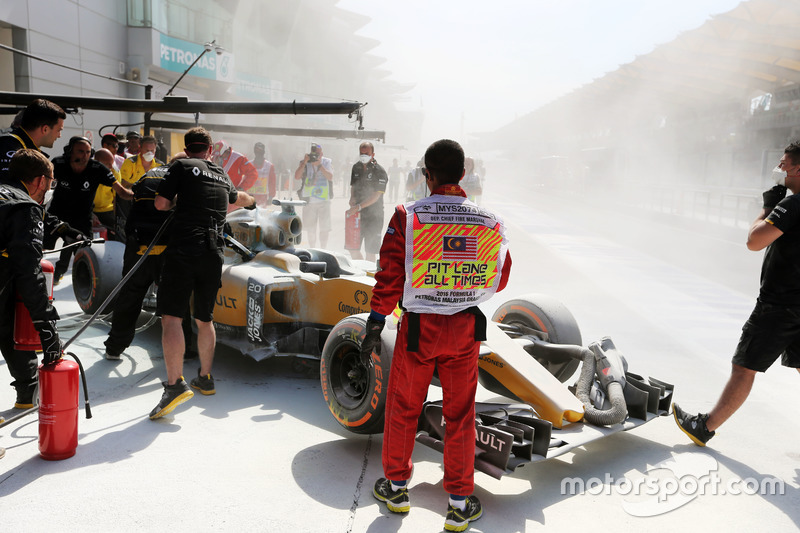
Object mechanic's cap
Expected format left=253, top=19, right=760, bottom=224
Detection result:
left=254, top=141, right=265, bottom=150
left=101, top=132, right=118, bottom=144
left=126, top=130, right=142, bottom=140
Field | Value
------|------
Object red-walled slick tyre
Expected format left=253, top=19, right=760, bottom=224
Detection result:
left=321, top=314, right=392, bottom=435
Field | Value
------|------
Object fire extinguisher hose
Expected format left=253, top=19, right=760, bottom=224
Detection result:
left=43, top=238, right=106, bottom=255
left=62, top=211, right=175, bottom=352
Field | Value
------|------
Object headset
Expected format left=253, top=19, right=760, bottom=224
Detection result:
left=63, top=136, right=95, bottom=158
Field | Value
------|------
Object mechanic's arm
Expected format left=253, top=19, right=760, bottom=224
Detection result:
left=348, top=190, right=383, bottom=215
left=747, top=212, right=782, bottom=251
left=7, top=204, right=59, bottom=322
left=233, top=190, right=257, bottom=208
left=154, top=195, right=175, bottom=211
left=111, top=181, right=134, bottom=201
left=748, top=185, right=788, bottom=251
left=359, top=190, right=383, bottom=209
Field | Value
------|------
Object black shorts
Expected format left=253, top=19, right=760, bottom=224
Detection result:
left=359, top=210, right=384, bottom=255
left=157, top=251, right=223, bottom=322
left=731, top=300, right=800, bottom=372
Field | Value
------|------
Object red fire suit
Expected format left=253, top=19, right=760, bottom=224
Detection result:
left=221, top=150, right=258, bottom=191
left=370, top=184, right=512, bottom=496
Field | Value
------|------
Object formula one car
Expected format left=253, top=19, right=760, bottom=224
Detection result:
left=71, top=200, right=673, bottom=478
left=320, top=296, right=674, bottom=478
left=71, top=200, right=377, bottom=363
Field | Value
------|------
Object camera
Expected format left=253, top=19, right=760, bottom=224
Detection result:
left=308, top=152, right=319, bottom=163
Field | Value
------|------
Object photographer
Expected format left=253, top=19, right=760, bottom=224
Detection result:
left=294, top=143, right=334, bottom=248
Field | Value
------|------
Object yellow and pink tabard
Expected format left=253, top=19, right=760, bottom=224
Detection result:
left=402, top=193, right=508, bottom=315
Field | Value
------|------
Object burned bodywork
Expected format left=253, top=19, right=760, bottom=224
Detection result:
left=212, top=202, right=376, bottom=361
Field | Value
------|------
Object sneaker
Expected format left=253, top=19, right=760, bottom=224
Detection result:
left=149, top=379, right=194, bottom=419
left=373, top=478, right=410, bottom=513
left=190, top=370, right=216, bottom=395
left=673, top=403, right=715, bottom=446
left=105, top=350, right=121, bottom=361
left=444, top=495, right=482, bottom=532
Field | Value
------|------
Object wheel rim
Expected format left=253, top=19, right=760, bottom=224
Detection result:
left=329, top=339, right=368, bottom=409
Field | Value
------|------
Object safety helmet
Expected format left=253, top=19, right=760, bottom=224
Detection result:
left=212, top=140, right=230, bottom=158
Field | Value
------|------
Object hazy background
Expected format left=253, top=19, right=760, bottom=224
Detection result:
left=337, top=0, right=743, bottom=141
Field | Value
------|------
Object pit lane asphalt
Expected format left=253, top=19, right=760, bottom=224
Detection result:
left=1, top=189, right=798, bottom=532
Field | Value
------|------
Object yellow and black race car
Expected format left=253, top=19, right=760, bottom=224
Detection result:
left=71, top=200, right=376, bottom=364
left=72, top=200, right=673, bottom=479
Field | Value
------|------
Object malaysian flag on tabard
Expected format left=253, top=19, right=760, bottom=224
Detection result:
left=442, top=235, right=477, bottom=260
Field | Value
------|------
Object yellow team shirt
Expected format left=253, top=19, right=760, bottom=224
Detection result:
left=93, top=166, right=121, bottom=213
left=119, top=155, right=162, bottom=187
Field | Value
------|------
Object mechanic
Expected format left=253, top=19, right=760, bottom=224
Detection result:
left=249, top=141, right=277, bottom=206
left=361, top=139, right=512, bottom=532
left=346, top=141, right=388, bottom=262
left=674, top=141, right=800, bottom=447
left=0, top=100, right=89, bottom=286
left=211, top=139, right=259, bottom=192
left=295, top=143, right=334, bottom=248
left=117, top=135, right=163, bottom=241
left=103, top=154, right=196, bottom=362
left=92, top=148, right=121, bottom=240
left=0, top=99, right=64, bottom=178
left=0, top=150, right=65, bottom=412
left=150, top=127, right=256, bottom=420
left=47, top=136, right=134, bottom=284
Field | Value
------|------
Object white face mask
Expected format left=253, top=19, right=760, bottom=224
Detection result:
left=142, top=151, right=155, bottom=163
left=359, top=154, right=371, bottom=164
left=772, top=166, right=787, bottom=186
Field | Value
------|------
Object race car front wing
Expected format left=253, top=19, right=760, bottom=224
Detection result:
left=415, top=374, right=674, bottom=479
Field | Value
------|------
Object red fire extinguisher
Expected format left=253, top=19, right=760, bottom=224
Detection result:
left=38, top=358, right=80, bottom=460
left=345, top=210, right=361, bottom=250
left=11, top=259, right=91, bottom=460
left=13, top=259, right=54, bottom=350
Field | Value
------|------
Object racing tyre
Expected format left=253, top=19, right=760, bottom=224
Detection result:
left=492, top=293, right=582, bottom=382
left=321, top=314, right=392, bottom=435
left=72, top=241, right=125, bottom=314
